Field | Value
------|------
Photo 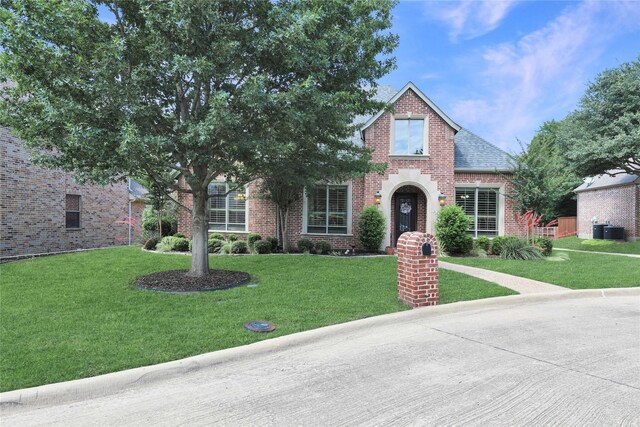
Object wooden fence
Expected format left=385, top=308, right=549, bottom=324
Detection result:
left=532, top=216, right=577, bottom=240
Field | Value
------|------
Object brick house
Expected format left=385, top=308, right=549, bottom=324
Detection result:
left=575, top=171, right=640, bottom=241
left=0, top=127, right=146, bottom=259
left=178, top=82, right=519, bottom=250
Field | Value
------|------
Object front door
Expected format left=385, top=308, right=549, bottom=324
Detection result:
left=394, top=193, right=418, bottom=246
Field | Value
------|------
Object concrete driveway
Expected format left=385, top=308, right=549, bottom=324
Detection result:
left=2, top=289, right=639, bottom=426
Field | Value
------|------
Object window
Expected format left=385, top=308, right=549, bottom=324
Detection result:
left=65, top=194, right=81, bottom=229
left=455, top=187, right=498, bottom=237
left=306, top=184, right=349, bottom=234
left=393, top=118, right=425, bottom=155
left=208, top=183, right=246, bottom=231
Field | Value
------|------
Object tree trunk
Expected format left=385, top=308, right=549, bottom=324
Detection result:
left=157, top=210, right=163, bottom=237
left=277, top=206, right=289, bottom=253
left=188, top=189, right=210, bottom=277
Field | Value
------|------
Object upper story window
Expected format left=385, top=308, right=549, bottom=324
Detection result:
left=65, top=194, right=81, bottom=229
left=393, top=118, right=425, bottom=155
left=455, top=187, right=499, bottom=237
left=305, top=184, right=351, bottom=235
left=208, top=182, right=246, bottom=231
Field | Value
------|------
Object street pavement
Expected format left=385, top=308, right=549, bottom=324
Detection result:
left=2, top=289, right=639, bottom=426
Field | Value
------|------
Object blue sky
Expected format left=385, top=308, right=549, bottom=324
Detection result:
left=382, top=0, right=640, bottom=153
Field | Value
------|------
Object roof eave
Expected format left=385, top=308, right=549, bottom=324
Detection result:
left=454, top=168, right=512, bottom=173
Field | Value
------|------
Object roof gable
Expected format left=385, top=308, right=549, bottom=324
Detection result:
left=360, top=82, right=461, bottom=133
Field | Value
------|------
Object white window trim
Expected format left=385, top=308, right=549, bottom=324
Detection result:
left=454, top=183, right=505, bottom=237
left=302, top=181, right=353, bottom=236
left=390, top=114, right=429, bottom=157
left=208, top=182, right=249, bottom=233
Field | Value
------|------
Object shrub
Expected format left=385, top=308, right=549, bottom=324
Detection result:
left=173, top=232, right=186, bottom=239
left=357, top=206, right=386, bottom=252
left=247, top=233, right=262, bottom=250
left=490, top=236, right=519, bottom=256
left=265, top=236, right=278, bottom=252
left=475, top=236, right=490, bottom=252
left=535, top=237, right=553, bottom=256
left=253, top=240, right=272, bottom=254
left=435, top=205, right=473, bottom=255
left=231, top=240, right=248, bottom=254
left=315, top=240, right=332, bottom=255
left=208, top=238, right=225, bottom=254
left=500, top=239, right=543, bottom=260
left=220, top=242, right=233, bottom=254
left=209, top=232, right=225, bottom=241
left=143, top=237, right=159, bottom=251
left=142, top=218, right=173, bottom=237
left=469, top=247, right=488, bottom=258
left=297, top=238, right=314, bottom=253
left=226, top=234, right=238, bottom=242
left=157, top=236, right=190, bottom=252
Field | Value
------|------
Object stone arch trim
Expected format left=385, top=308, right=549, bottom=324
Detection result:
left=380, top=170, right=442, bottom=249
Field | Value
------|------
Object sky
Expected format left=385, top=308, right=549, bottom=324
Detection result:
left=381, top=0, right=640, bottom=153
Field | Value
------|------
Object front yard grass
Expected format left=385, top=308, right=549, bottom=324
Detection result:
left=445, top=250, right=640, bottom=289
left=553, top=236, right=640, bottom=254
left=0, top=247, right=514, bottom=391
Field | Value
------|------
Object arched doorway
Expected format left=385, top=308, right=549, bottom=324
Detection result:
left=390, top=185, right=427, bottom=247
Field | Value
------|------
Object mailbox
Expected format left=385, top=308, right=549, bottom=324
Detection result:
left=422, top=242, right=432, bottom=256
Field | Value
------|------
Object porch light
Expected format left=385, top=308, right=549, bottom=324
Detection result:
left=373, top=191, right=382, bottom=205
left=234, top=193, right=247, bottom=201
left=438, top=193, right=447, bottom=207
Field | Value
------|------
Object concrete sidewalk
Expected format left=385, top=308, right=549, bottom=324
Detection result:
left=439, top=260, right=566, bottom=294
left=554, top=247, right=640, bottom=258
left=2, top=288, right=639, bottom=426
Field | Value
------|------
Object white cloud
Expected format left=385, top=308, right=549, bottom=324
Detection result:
left=424, top=0, right=518, bottom=41
left=420, top=72, right=440, bottom=80
left=449, top=1, right=640, bottom=150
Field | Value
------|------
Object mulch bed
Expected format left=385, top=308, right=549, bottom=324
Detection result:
left=136, top=269, right=251, bottom=293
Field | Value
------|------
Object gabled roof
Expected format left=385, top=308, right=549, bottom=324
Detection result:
left=574, top=170, right=640, bottom=192
left=454, top=128, right=512, bottom=172
left=360, top=82, right=461, bottom=133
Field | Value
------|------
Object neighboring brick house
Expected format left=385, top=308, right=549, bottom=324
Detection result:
left=178, top=82, right=519, bottom=250
left=0, top=127, right=146, bottom=259
left=574, top=171, right=640, bottom=242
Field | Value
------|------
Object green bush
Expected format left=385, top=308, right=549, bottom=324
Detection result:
left=173, top=232, right=186, bottom=239
left=475, top=236, right=490, bottom=252
left=265, top=236, right=278, bottom=252
left=231, top=240, right=248, bottom=254
left=227, top=234, right=238, bottom=242
left=315, top=240, right=332, bottom=255
left=490, top=236, right=518, bottom=256
left=435, top=205, right=473, bottom=255
left=357, top=206, right=386, bottom=252
left=253, top=240, right=272, bottom=254
left=208, top=238, right=225, bottom=254
left=220, top=242, right=233, bottom=254
left=500, top=239, right=543, bottom=260
left=297, top=238, right=314, bottom=253
left=157, top=236, right=190, bottom=252
left=535, top=237, right=553, bottom=256
left=209, top=232, right=225, bottom=241
left=143, top=237, right=159, bottom=251
left=142, top=218, right=173, bottom=237
left=247, top=233, right=262, bottom=250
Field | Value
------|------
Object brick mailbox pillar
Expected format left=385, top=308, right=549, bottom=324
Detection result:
left=397, top=232, right=439, bottom=308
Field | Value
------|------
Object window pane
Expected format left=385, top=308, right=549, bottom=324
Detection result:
left=394, top=119, right=424, bottom=154
left=208, top=182, right=246, bottom=231
left=228, top=210, right=245, bottom=225
left=66, top=212, right=80, bottom=228
left=477, top=189, right=497, bottom=217
left=209, top=210, right=225, bottom=224
left=328, top=186, right=347, bottom=227
left=455, top=188, right=475, bottom=219
left=65, top=194, right=80, bottom=211
left=307, top=186, right=327, bottom=232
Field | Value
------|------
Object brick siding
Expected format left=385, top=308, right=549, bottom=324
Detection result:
left=576, top=185, right=639, bottom=241
left=0, top=128, right=143, bottom=258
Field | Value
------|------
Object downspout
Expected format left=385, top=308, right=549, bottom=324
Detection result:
left=128, top=178, right=132, bottom=246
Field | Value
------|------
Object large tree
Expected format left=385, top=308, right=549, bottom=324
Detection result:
left=510, top=120, right=582, bottom=220
left=0, top=0, right=397, bottom=276
left=559, top=57, right=640, bottom=177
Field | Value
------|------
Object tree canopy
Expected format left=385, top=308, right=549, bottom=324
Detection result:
left=559, top=56, right=640, bottom=177
left=0, top=0, right=398, bottom=276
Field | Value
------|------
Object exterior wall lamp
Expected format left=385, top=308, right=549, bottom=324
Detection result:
left=374, top=191, right=382, bottom=205
left=234, top=193, right=247, bottom=201
left=438, top=193, right=447, bottom=207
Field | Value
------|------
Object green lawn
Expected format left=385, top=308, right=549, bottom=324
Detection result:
left=445, top=250, right=640, bottom=289
left=0, top=247, right=514, bottom=391
left=554, top=236, right=640, bottom=254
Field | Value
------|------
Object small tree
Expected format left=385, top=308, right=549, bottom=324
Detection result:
left=357, top=206, right=386, bottom=251
left=435, top=205, right=473, bottom=255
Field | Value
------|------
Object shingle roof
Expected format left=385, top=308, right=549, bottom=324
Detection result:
left=574, top=170, right=639, bottom=192
left=454, top=128, right=512, bottom=172
left=350, top=85, right=398, bottom=144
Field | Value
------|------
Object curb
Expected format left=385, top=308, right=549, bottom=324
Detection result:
left=2, top=287, right=639, bottom=412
